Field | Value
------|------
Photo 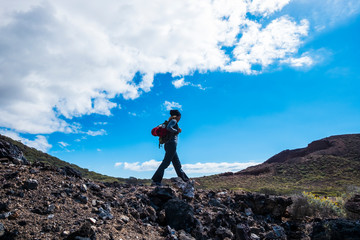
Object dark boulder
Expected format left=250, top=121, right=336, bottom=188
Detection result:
left=311, top=219, right=360, bottom=240
left=345, top=194, right=360, bottom=214
left=65, top=222, right=96, bottom=240
left=235, top=224, right=251, bottom=240
left=164, top=199, right=196, bottom=232
left=236, top=193, right=292, bottom=219
left=74, top=194, right=88, bottom=204
left=87, top=182, right=101, bottom=192
left=22, top=179, right=38, bottom=190
left=0, top=139, right=29, bottom=165
left=149, top=187, right=175, bottom=210
left=60, top=166, right=82, bottom=178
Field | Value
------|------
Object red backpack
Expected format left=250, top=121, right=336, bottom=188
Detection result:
left=151, top=121, right=170, bottom=147
left=151, top=121, right=168, bottom=137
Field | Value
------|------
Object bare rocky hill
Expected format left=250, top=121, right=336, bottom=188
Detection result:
left=1, top=135, right=360, bottom=239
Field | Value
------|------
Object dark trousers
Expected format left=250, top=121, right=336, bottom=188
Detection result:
left=151, top=141, right=189, bottom=183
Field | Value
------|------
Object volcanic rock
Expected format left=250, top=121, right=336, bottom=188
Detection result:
left=61, top=166, right=82, bottom=178
left=65, top=222, right=96, bottom=240
left=311, top=219, right=360, bottom=240
left=164, top=199, right=195, bottom=232
left=345, top=194, right=360, bottom=214
left=0, top=139, right=29, bottom=165
left=22, top=179, right=38, bottom=190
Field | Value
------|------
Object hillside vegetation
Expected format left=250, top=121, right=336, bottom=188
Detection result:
left=0, top=134, right=139, bottom=184
left=196, top=134, right=360, bottom=196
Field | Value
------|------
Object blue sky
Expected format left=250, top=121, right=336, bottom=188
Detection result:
left=1, top=0, right=360, bottom=179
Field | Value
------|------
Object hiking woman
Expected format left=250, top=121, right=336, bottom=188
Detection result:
left=151, top=109, right=189, bottom=186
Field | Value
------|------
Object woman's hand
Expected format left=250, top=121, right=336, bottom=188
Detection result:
left=178, top=128, right=182, bottom=133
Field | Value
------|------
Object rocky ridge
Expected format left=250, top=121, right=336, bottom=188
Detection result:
left=1, top=137, right=360, bottom=239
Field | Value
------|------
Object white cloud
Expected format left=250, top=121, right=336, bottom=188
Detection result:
left=172, top=78, right=190, bottom=89
left=248, top=0, right=290, bottom=17
left=225, top=17, right=309, bottom=74
left=182, top=161, right=259, bottom=174
left=94, top=122, right=108, bottom=125
left=172, top=78, right=205, bottom=90
left=0, top=0, right=313, bottom=135
left=123, top=159, right=160, bottom=171
left=117, top=159, right=259, bottom=174
left=86, top=129, right=107, bottom=136
left=0, top=129, right=52, bottom=152
left=282, top=55, right=313, bottom=67
left=164, top=101, right=182, bottom=111
left=58, top=141, right=69, bottom=147
left=114, top=162, right=123, bottom=167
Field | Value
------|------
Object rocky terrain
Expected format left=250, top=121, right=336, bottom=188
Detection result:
left=1, top=136, right=360, bottom=239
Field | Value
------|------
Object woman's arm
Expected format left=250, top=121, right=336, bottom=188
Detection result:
left=166, top=119, right=179, bottom=133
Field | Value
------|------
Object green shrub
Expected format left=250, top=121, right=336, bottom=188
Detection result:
left=290, top=191, right=346, bottom=219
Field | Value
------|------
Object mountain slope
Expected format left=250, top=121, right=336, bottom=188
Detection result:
left=196, top=134, right=360, bottom=195
left=0, top=134, right=124, bottom=183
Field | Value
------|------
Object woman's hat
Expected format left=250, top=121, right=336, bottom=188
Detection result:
left=170, top=109, right=181, bottom=116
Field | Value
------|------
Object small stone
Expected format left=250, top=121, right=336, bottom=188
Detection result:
left=272, top=225, right=286, bottom=239
left=47, top=204, right=56, bottom=213
left=18, top=221, right=27, bottom=226
left=47, top=214, right=55, bottom=219
left=119, top=215, right=129, bottom=223
left=217, top=191, right=227, bottom=196
left=0, top=212, right=11, bottom=219
left=115, top=225, right=123, bottom=231
left=158, top=209, right=166, bottom=224
left=61, top=230, right=70, bottom=236
left=245, top=208, right=253, bottom=216
left=8, top=210, right=19, bottom=220
left=29, top=169, right=39, bottom=174
left=75, top=194, right=88, bottom=204
left=179, top=230, right=196, bottom=240
left=88, top=218, right=96, bottom=224
left=91, top=200, right=97, bottom=207
left=23, top=179, right=38, bottom=190
left=0, top=223, right=5, bottom=237
left=98, top=207, right=113, bottom=220
left=80, top=184, right=88, bottom=193
left=250, top=233, right=260, bottom=240
left=215, top=227, right=234, bottom=239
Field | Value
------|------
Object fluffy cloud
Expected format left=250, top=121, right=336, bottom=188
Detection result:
left=0, top=129, right=52, bottom=152
left=85, top=129, right=107, bottom=136
left=122, top=159, right=160, bottom=171
left=172, top=78, right=190, bottom=89
left=116, top=159, right=259, bottom=175
left=248, top=0, right=290, bottom=16
left=0, top=0, right=311, bottom=134
left=164, top=101, right=182, bottom=111
left=172, top=78, right=205, bottom=90
left=225, top=17, right=309, bottom=74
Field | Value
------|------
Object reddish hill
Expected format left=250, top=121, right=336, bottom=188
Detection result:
left=196, top=134, right=360, bottom=195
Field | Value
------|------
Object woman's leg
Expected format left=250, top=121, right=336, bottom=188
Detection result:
left=151, top=142, right=177, bottom=183
left=172, top=152, right=189, bottom=182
